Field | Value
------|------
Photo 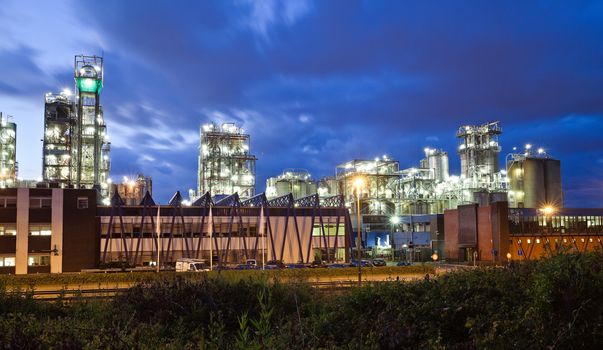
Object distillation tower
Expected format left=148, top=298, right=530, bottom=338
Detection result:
left=42, top=55, right=111, bottom=199
left=197, top=122, right=256, bottom=198
left=456, top=121, right=507, bottom=203
left=0, top=113, right=17, bottom=188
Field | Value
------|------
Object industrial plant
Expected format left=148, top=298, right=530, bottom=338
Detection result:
left=0, top=53, right=591, bottom=275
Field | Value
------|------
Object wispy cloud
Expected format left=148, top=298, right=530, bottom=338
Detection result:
left=239, top=0, right=313, bottom=44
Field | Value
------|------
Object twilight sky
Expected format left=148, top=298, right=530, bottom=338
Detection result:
left=0, top=0, right=602, bottom=206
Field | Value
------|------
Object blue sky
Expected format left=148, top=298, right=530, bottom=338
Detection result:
left=0, top=0, right=602, bottom=206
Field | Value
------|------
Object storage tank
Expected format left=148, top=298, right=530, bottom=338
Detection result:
left=544, top=158, right=563, bottom=207
left=508, top=155, right=563, bottom=208
left=428, top=150, right=449, bottom=182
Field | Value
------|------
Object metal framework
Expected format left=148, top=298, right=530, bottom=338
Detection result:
left=336, top=158, right=400, bottom=215
left=42, top=94, right=74, bottom=185
left=0, top=112, right=16, bottom=188
left=42, top=55, right=110, bottom=199
left=197, top=122, right=256, bottom=198
left=100, top=192, right=351, bottom=266
left=73, top=55, right=110, bottom=197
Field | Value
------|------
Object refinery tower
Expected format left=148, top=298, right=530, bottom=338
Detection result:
left=197, top=122, right=256, bottom=198
left=0, top=112, right=17, bottom=188
left=42, top=55, right=110, bottom=199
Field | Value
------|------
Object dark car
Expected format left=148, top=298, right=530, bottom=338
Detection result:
left=350, top=259, right=373, bottom=267
left=327, top=263, right=350, bottom=268
left=266, top=260, right=286, bottom=269
left=286, top=263, right=308, bottom=269
left=235, top=264, right=257, bottom=270
left=310, top=260, right=327, bottom=268
left=396, top=261, right=411, bottom=266
left=372, top=258, right=387, bottom=267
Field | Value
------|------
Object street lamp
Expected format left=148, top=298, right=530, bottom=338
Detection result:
left=354, top=177, right=365, bottom=287
left=539, top=205, right=556, bottom=252
left=390, top=216, right=400, bottom=262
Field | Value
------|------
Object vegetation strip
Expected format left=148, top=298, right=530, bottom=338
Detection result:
left=0, top=265, right=434, bottom=288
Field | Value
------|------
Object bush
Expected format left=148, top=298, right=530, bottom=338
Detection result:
left=0, top=253, right=601, bottom=348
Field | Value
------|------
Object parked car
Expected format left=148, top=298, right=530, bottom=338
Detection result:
left=310, top=260, right=328, bottom=268
left=246, top=259, right=258, bottom=267
left=175, top=258, right=209, bottom=272
left=266, top=260, right=286, bottom=269
left=372, top=258, right=387, bottom=267
left=351, top=259, right=373, bottom=267
left=396, top=261, right=411, bottom=266
left=235, top=264, right=257, bottom=270
left=327, top=263, right=350, bottom=268
left=286, top=263, right=308, bottom=269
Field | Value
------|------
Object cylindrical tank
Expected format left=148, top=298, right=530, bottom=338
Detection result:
left=544, top=159, right=563, bottom=206
left=522, top=158, right=546, bottom=208
left=275, top=181, right=291, bottom=197
left=428, top=151, right=449, bottom=181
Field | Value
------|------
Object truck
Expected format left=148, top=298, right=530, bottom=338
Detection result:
left=175, top=258, right=209, bottom=272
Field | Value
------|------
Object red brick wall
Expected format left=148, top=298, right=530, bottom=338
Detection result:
left=477, top=206, right=493, bottom=261
left=444, top=209, right=459, bottom=261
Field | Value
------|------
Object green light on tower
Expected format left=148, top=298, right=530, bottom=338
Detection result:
left=76, top=77, right=102, bottom=94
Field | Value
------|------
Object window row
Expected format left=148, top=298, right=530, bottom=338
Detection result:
left=516, top=237, right=602, bottom=245
left=0, top=225, right=52, bottom=236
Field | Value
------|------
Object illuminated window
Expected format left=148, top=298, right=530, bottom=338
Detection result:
left=29, top=225, right=51, bottom=236
left=0, top=226, right=16, bottom=236
left=580, top=238, right=585, bottom=243
left=28, top=255, right=50, bottom=266
left=536, top=239, right=540, bottom=244
left=0, top=256, right=15, bottom=266
left=563, top=238, right=567, bottom=243
left=527, top=239, right=531, bottom=244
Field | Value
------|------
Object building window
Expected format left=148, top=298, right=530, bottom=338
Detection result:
left=30, top=197, right=52, bottom=208
left=29, top=225, right=52, bottom=236
left=28, top=255, right=50, bottom=266
left=0, top=256, right=15, bottom=266
left=77, top=197, right=89, bottom=209
left=0, top=197, right=17, bottom=208
left=0, top=225, right=17, bottom=236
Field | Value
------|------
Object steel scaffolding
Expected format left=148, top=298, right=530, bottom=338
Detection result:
left=197, top=122, right=256, bottom=198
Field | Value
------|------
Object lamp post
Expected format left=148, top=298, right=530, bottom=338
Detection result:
left=540, top=205, right=556, bottom=252
left=390, top=216, right=400, bottom=262
left=354, top=177, right=364, bottom=287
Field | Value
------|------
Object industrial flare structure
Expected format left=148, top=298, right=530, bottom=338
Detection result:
left=197, top=122, right=256, bottom=199
left=0, top=112, right=17, bottom=188
left=42, top=55, right=111, bottom=200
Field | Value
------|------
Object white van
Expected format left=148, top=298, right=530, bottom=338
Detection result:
left=175, top=258, right=209, bottom=272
